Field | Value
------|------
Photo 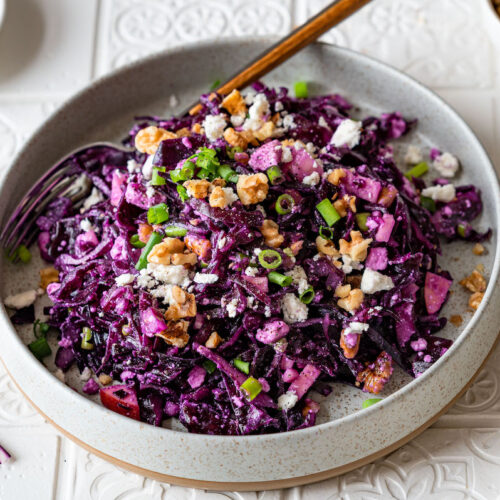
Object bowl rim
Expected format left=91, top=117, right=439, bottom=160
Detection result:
left=1, top=36, right=499, bottom=444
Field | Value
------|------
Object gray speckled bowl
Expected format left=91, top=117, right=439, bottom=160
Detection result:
left=0, top=39, right=499, bottom=491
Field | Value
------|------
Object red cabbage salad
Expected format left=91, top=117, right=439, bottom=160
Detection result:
left=4, top=82, right=491, bottom=435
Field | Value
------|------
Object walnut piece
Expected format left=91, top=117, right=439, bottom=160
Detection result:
left=98, top=374, right=113, bottom=386
left=316, top=236, right=340, bottom=258
left=254, top=121, right=276, bottom=142
left=184, top=234, right=212, bottom=259
left=221, top=90, right=247, bottom=117
left=260, top=219, right=284, bottom=248
left=134, top=126, right=177, bottom=155
left=339, top=230, right=372, bottom=262
left=472, top=243, right=485, bottom=256
left=138, top=223, right=153, bottom=243
left=237, top=173, right=269, bottom=205
left=147, top=238, right=185, bottom=265
left=223, top=127, right=256, bottom=150
left=205, top=331, right=223, bottom=349
left=336, top=287, right=364, bottom=313
left=327, top=168, right=346, bottom=186
left=340, top=331, right=360, bottom=359
left=469, top=292, right=484, bottom=310
left=156, top=320, right=190, bottom=348
left=170, top=252, right=197, bottom=267
left=165, top=287, right=197, bottom=321
left=209, top=186, right=228, bottom=208
left=40, top=267, right=59, bottom=290
left=184, top=179, right=211, bottom=199
left=356, top=352, right=393, bottom=394
left=459, top=269, right=486, bottom=294
left=449, top=314, right=463, bottom=326
left=333, top=195, right=357, bottom=217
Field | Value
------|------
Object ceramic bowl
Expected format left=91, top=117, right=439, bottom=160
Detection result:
left=1, top=39, right=499, bottom=491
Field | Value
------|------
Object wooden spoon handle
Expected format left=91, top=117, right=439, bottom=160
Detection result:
left=188, top=0, right=372, bottom=115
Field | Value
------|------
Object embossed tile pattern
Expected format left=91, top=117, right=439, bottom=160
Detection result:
left=0, top=0, right=499, bottom=498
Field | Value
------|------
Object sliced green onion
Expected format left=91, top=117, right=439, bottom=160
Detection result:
left=151, top=166, right=166, bottom=186
left=234, top=358, right=250, bottom=374
left=17, top=244, right=32, bottom=264
left=33, top=319, right=50, bottom=339
left=240, top=376, right=262, bottom=401
left=266, top=165, right=283, bottom=185
left=294, top=81, right=308, bottom=98
left=362, top=398, right=382, bottom=409
left=181, top=161, right=195, bottom=180
left=268, top=271, right=292, bottom=287
left=81, top=326, right=94, bottom=350
left=129, top=234, right=146, bottom=249
left=283, top=248, right=294, bottom=258
left=147, top=203, right=169, bottom=225
left=319, top=226, right=334, bottom=240
left=29, top=336, right=52, bottom=361
left=316, top=199, right=341, bottom=227
left=177, top=185, right=189, bottom=202
left=258, top=249, right=282, bottom=270
left=299, top=286, right=315, bottom=304
left=164, top=226, right=187, bottom=238
left=170, top=169, right=185, bottom=183
left=226, top=146, right=242, bottom=160
left=218, top=164, right=239, bottom=183
left=420, top=195, right=436, bottom=213
left=355, top=212, right=370, bottom=231
left=200, top=261, right=209, bottom=269
left=275, top=194, right=295, bottom=215
left=404, top=161, right=428, bottom=179
left=135, top=231, right=163, bottom=270
left=203, top=360, right=217, bottom=374
left=457, top=224, right=466, bottom=238
left=122, top=324, right=131, bottom=336
left=210, top=79, right=221, bottom=91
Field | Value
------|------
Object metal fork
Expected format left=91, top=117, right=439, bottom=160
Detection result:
left=0, top=143, right=133, bottom=259
left=0, top=0, right=370, bottom=260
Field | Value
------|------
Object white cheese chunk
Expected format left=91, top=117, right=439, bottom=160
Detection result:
left=281, top=293, right=308, bottom=324
left=4, top=289, right=37, bottom=309
left=331, top=119, right=362, bottom=149
left=361, top=269, right=395, bottom=295
left=421, top=184, right=456, bottom=203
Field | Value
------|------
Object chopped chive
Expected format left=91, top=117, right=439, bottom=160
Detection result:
left=362, top=398, right=382, bottom=409
left=457, top=224, right=466, bottom=238
left=151, top=166, right=166, bottom=186
left=299, top=286, right=315, bottom=304
left=33, top=319, right=49, bottom=338
left=177, top=185, right=189, bottom=202
left=170, top=169, right=185, bottom=183
left=218, top=164, right=238, bottom=183
left=135, top=231, right=163, bottom=270
left=226, top=146, right=243, bottom=160
left=294, top=81, right=308, bottom=98
left=316, top=199, right=341, bottom=226
left=129, top=234, right=146, bottom=249
left=147, top=203, right=169, bottom=225
left=17, top=244, right=32, bottom=264
left=240, top=376, right=262, bottom=400
left=181, top=161, right=195, bottom=180
left=355, top=212, right=370, bottom=231
left=258, top=249, right=282, bottom=270
left=404, top=161, right=428, bottom=179
left=268, top=271, right=292, bottom=287
left=420, top=195, right=436, bottom=213
left=275, top=194, right=295, bottom=215
left=234, top=358, right=250, bottom=374
left=200, top=261, right=209, bottom=269
left=164, top=226, right=187, bottom=237
left=81, top=326, right=94, bottom=350
left=266, top=165, right=283, bottom=185
left=28, top=336, right=52, bottom=361
left=319, top=226, right=334, bottom=240
left=203, top=360, right=217, bottom=374
left=210, top=79, right=221, bottom=91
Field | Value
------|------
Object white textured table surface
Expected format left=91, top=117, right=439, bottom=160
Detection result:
left=1, top=1, right=500, bottom=498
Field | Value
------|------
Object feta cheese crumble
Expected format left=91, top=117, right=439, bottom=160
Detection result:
left=80, top=219, right=94, bottom=232
left=141, top=155, right=155, bottom=180
left=193, top=273, right=219, bottom=284
left=281, top=293, right=308, bottom=324
left=245, top=266, right=258, bottom=277
left=115, top=273, right=135, bottom=286
left=344, top=321, right=369, bottom=335
left=433, top=152, right=459, bottom=178
left=4, top=289, right=37, bottom=309
left=281, top=146, right=293, bottom=163
left=318, top=116, right=329, bottom=129
left=81, top=187, right=104, bottom=212
left=404, top=145, right=423, bottom=165
left=331, top=119, right=362, bottom=149
left=302, top=171, right=320, bottom=186
left=285, top=266, right=309, bottom=295
left=225, top=297, right=239, bottom=318
left=277, top=391, right=299, bottom=410
left=203, top=114, right=227, bottom=141
left=421, top=184, right=456, bottom=203
left=127, top=159, right=140, bottom=173
left=222, top=187, right=239, bottom=206
left=360, top=268, right=395, bottom=294
left=243, top=93, right=270, bottom=131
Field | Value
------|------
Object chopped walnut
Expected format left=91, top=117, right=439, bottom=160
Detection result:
left=449, top=315, right=463, bottom=326
left=290, top=240, right=304, bottom=256
left=334, top=284, right=351, bottom=299
left=211, top=177, right=226, bottom=188
left=175, top=127, right=191, bottom=137
left=165, top=287, right=197, bottom=321
left=333, top=195, right=357, bottom=217
left=191, top=123, right=203, bottom=134
left=254, top=121, right=276, bottom=142
left=347, top=274, right=362, bottom=289
left=340, top=330, right=360, bottom=359
left=327, top=168, right=346, bottom=186
left=205, top=331, right=223, bottom=349
left=39, top=267, right=59, bottom=290
left=337, top=288, right=364, bottom=313
left=134, top=126, right=177, bottom=155
left=209, top=186, right=229, bottom=208
left=459, top=270, right=486, bottom=294
left=260, top=219, right=284, bottom=248
left=316, top=236, right=340, bottom=258
left=184, top=179, right=211, bottom=199
left=339, top=231, right=372, bottom=262
left=356, top=351, right=393, bottom=394
left=184, top=234, right=212, bottom=259
left=221, top=89, right=247, bottom=117
left=223, top=127, right=256, bottom=150
left=469, top=292, right=484, bottom=310
left=472, top=243, right=485, bottom=256
left=138, top=223, right=153, bottom=243
left=236, top=173, right=269, bottom=205
left=147, top=238, right=185, bottom=265
left=170, top=252, right=197, bottom=267
left=98, top=374, right=113, bottom=386
left=156, top=320, right=190, bottom=348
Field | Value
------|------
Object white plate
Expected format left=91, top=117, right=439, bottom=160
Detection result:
left=0, top=39, right=499, bottom=490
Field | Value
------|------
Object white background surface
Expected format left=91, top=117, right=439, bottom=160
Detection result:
left=0, top=0, right=500, bottom=498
